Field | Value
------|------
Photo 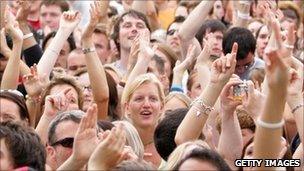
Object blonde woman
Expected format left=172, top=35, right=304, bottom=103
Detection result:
left=164, top=140, right=210, bottom=170
left=122, top=73, right=165, bottom=168
left=164, top=92, right=191, bottom=111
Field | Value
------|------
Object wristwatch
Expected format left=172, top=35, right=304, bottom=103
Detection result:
left=82, top=47, right=96, bottom=54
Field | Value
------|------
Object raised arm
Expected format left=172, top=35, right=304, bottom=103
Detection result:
left=178, top=1, right=215, bottom=60
left=15, top=0, right=42, bottom=66
left=253, top=50, right=289, bottom=169
left=218, top=78, right=243, bottom=169
left=233, top=1, right=251, bottom=28
left=37, top=11, right=81, bottom=80
left=1, top=7, right=23, bottom=90
left=125, top=29, right=154, bottom=87
left=81, top=2, right=109, bottom=120
left=132, top=1, right=160, bottom=31
left=171, top=44, right=196, bottom=92
left=175, top=43, right=238, bottom=145
left=178, top=1, right=215, bottom=42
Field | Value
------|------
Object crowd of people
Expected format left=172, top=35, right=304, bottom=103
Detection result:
left=0, top=0, right=303, bottom=170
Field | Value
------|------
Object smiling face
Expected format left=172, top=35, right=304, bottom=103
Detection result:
left=125, top=82, right=164, bottom=128
left=119, top=15, right=147, bottom=51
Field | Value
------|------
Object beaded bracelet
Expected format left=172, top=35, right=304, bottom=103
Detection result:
left=190, top=98, right=214, bottom=117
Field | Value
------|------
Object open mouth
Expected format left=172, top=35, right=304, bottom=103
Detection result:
left=140, top=110, right=152, bottom=116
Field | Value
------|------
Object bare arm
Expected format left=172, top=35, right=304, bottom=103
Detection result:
left=37, top=11, right=81, bottom=80
left=253, top=51, right=289, bottom=169
left=175, top=43, right=238, bottom=145
left=81, top=2, right=109, bottom=120
left=218, top=79, right=243, bottom=168
left=1, top=8, right=23, bottom=90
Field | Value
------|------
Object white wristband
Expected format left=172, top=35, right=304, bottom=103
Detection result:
left=23, top=33, right=33, bottom=40
left=256, top=118, right=284, bottom=129
left=237, top=10, right=250, bottom=20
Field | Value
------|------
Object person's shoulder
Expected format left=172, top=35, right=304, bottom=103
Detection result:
left=253, top=57, right=265, bottom=68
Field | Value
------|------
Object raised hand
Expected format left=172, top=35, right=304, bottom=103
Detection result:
left=210, top=42, right=237, bottom=86
left=4, top=6, right=23, bottom=42
left=242, top=80, right=265, bottom=120
left=82, top=1, right=102, bottom=41
left=23, top=64, right=46, bottom=99
left=89, top=123, right=126, bottom=170
left=264, top=50, right=289, bottom=93
left=15, top=0, right=31, bottom=23
left=173, top=44, right=196, bottom=76
left=43, top=88, right=73, bottom=118
left=196, top=33, right=214, bottom=65
left=72, top=104, right=99, bottom=162
left=59, top=11, right=81, bottom=31
left=138, top=29, right=154, bottom=60
left=220, top=77, right=243, bottom=115
left=0, top=28, right=11, bottom=58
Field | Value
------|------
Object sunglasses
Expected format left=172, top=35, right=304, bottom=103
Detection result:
left=51, top=137, right=74, bottom=148
left=167, top=29, right=177, bottom=36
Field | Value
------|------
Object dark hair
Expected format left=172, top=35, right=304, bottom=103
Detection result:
left=97, top=120, right=115, bottom=131
left=42, top=31, right=76, bottom=52
left=195, top=19, right=227, bottom=46
left=0, top=91, right=30, bottom=125
left=222, top=27, right=256, bottom=60
left=40, top=0, right=69, bottom=12
left=255, top=25, right=266, bottom=39
left=47, top=110, right=84, bottom=145
left=111, top=10, right=151, bottom=53
left=0, top=121, right=46, bottom=170
left=154, top=108, right=188, bottom=161
left=174, top=148, right=231, bottom=171
left=167, top=16, right=186, bottom=33
left=105, top=71, right=120, bottom=121
left=148, top=55, right=166, bottom=75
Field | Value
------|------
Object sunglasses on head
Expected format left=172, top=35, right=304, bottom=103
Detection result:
left=51, top=137, right=74, bottom=148
left=0, top=89, right=24, bottom=97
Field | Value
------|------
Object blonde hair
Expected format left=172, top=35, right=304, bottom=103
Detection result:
left=165, top=140, right=210, bottom=170
left=165, top=92, right=192, bottom=108
left=121, top=73, right=165, bottom=107
left=112, top=120, right=144, bottom=160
